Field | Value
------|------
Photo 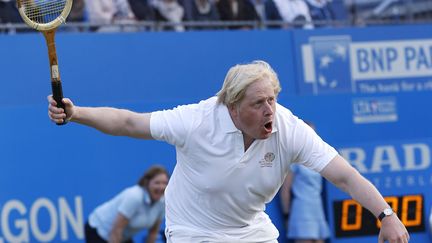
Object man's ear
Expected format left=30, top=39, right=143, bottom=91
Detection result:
left=228, top=104, right=237, bottom=114
left=228, top=104, right=234, bottom=112
left=227, top=104, right=238, bottom=120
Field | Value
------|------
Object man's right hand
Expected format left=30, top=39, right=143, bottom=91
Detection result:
left=47, top=95, right=75, bottom=124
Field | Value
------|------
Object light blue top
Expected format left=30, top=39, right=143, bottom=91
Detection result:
left=287, top=163, right=330, bottom=239
left=89, top=185, right=165, bottom=241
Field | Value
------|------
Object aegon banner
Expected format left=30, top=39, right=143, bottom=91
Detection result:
left=326, top=138, right=432, bottom=243
left=0, top=197, right=84, bottom=243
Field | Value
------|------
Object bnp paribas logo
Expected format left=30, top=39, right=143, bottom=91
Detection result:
left=301, top=36, right=353, bottom=95
left=301, top=35, right=432, bottom=95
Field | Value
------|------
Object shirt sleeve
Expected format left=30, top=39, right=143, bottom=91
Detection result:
left=291, top=119, right=338, bottom=172
left=117, top=190, right=142, bottom=219
left=150, top=103, right=198, bottom=147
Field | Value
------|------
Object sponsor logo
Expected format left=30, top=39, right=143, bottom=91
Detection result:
left=339, top=143, right=431, bottom=173
left=0, top=196, right=84, bottom=243
left=352, top=97, right=398, bottom=124
left=301, top=36, right=432, bottom=95
left=339, top=143, right=431, bottom=189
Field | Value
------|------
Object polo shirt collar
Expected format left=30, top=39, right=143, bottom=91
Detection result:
left=217, top=103, right=240, bottom=134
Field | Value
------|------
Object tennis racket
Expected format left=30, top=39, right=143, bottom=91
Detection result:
left=17, top=0, right=73, bottom=125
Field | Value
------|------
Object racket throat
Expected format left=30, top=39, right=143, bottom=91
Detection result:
left=43, top=30, right=61, bottom=79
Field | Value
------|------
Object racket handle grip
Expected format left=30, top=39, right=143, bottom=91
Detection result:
left=51, top=81, right=67, bottom=126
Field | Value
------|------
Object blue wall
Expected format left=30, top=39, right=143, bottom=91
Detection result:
left=0, top=25, right=431, bottom=242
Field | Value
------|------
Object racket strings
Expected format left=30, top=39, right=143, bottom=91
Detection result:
left=21, top=0, right=67, bottom=24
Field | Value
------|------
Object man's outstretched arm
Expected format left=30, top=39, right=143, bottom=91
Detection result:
left=321, top=155, right=410, bottom=243
left=47, top=95, right=153, bottom=139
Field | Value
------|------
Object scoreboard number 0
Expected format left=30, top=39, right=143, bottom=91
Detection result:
left=334, top=194, right=424, bottom=237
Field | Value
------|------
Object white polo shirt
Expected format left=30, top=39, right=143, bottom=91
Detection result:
left=89, top=185, right=165, bottom=241
left=150, top=97, right=337, bottom=242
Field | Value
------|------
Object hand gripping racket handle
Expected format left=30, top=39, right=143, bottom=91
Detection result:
left=51, top=81, right=67, bottom=125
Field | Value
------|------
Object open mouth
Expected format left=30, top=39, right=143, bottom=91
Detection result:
left=264, top=121, right=273, bottom=132
left=151, top=192, right=162, bottom=200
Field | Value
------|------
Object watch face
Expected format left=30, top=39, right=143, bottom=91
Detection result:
left=384, top=208, right=393, bottom=216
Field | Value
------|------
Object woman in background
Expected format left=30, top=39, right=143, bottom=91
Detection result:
left=85, top=165, right=169, bottom=243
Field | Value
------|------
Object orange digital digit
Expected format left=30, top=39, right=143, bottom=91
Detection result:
left=401, top=195, right=422, bottom=227
left=341, top=199, right=362, bottom=231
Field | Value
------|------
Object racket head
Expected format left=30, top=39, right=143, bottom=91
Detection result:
left=17, top=0, right=73, bottom=31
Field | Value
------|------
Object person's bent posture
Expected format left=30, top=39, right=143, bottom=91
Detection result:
left=48, top=60, right=409, bottom=243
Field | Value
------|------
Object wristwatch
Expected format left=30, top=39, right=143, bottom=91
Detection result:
left=378, top=208, right=394, bottom=221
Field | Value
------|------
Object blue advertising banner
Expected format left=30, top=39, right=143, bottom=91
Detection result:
left=293, top=25, right=432, bottom=95
left=0, top=30, right=296, bottom=243
left=327, top=138, right=432, bottom=243
left=1, top=25, right=431, bottom=243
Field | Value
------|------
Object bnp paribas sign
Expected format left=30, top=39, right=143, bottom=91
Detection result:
left=300, top=35, right=432, bottom=95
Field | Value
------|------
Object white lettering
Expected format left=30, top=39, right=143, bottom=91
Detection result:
left=339, top=143, right=431, bottom=173
left=403, top=143, right=431, bottom=170
left=407, top=175, right=416, bottom=186
left=30, top=198, right=58, bottom=242
left=370, top=174, right=431, bottom=189
left=351, top=40, right=432, bottom=80
left=371, top=146, right=402, bottom=172
left=59, top=197, right=84, bottom=240
left=419, top=176, right=425, bottom=186
left=1, top=200, right=29, bottom=243
left=384, top=177, right=392, bottom=188
left=0, top=196, right=84, bottom=242
left=395, top=176, right=402, bottom=187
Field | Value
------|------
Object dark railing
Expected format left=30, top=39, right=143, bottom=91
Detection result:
left=2, top=0, right=432, bottom=34
left=1, top=17, right=431, bottom=34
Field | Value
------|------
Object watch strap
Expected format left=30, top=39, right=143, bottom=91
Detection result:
left=378, top=211, right=386, bottom=221
left=378, top=208, right=393, bottom=221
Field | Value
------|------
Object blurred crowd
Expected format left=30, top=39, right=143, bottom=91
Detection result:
left=1, top=0, right=432, bottom=32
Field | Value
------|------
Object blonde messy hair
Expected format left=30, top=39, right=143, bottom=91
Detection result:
left=216, top=60, right=281, bottom=107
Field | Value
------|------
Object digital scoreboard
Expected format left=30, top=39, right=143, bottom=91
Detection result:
left=327, top=139, right=432, bottom=242
left=333, top=194, right=425, bottom=237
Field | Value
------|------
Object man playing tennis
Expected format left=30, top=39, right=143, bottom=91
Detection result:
left=48, top=60, right=409, bottom=243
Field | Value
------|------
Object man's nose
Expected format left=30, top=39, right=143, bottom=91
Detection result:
left=264, top=101, right=274, bottom=115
